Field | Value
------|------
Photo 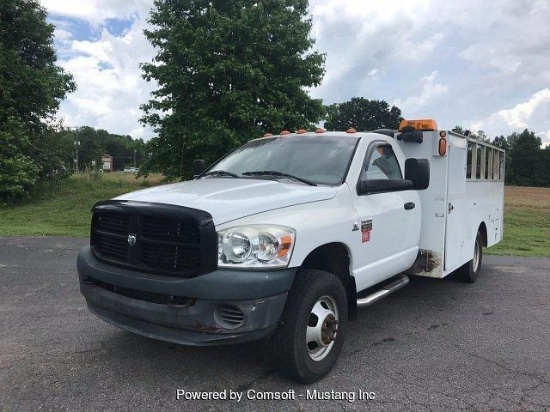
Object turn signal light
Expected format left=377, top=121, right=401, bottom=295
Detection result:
left=438, top=137, right=447, bottom=156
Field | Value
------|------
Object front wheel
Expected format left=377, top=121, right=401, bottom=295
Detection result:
left=273, top=269, right=348, bottom=383
left=458, top=231, right=483, bottom=283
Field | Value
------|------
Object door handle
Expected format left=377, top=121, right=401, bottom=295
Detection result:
left=404, top=202, right=415, bottom=210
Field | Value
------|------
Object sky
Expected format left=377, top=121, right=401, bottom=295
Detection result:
left=41, top=0, right=550, bottom=146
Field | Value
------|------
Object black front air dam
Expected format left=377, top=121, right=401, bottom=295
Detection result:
left=77, top=247, right=296, bottom=345
left=80, top=282, right=287, bottom=346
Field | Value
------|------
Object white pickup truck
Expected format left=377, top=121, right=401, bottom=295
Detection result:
left=77, top=119, right=505, bottom=383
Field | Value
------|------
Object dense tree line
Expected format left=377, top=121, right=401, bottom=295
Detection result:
left=0, top=0, right=74, bottom=201
left=324, top=98, right=403, bottom=131
left=492, top=129, right=550, bottom=187
left=62, top=127, right=147, bottom=172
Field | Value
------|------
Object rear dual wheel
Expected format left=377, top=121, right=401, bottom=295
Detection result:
left=274, top=270, right=348, bottom=383
left=458, top=231, right=483, bottom=283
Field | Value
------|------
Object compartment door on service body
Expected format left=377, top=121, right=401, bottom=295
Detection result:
left=444, top=137, right=470, bottom=272
left=351, top=142, right=421, bottom=292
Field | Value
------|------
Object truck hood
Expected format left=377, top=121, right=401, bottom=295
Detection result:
left=114, top=178, right=337, bottom=225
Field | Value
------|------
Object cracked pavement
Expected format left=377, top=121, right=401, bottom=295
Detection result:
left=0, top=237, right=549, bottom=411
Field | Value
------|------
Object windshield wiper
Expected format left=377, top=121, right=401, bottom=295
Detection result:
left=242, top=170, right=317, bottom=186
left=202, top=170, right=240, bottom=178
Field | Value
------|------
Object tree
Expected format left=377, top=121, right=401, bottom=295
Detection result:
left=473, top=130, right=490, bottom=143
left=140, top=0, right=326, bottom=179
left=324, top=98, right=402, bottom=131
left=0, top=0, right=75, bottom=201
left=62, top=127, right=145, bottom=172
left=492, top=135, right=509, bottom=151
left=451, top=126, right=490, bottom=142
left=451, top=125, right=467, bottom=135
left=507, top=129, right=542, bottom=186
left=0, top=119, right=39, bottom=199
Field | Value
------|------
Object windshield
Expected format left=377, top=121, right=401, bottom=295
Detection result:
left=205, top=134, right=359, bottom=185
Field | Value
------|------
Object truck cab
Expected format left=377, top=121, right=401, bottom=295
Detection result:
left=77, top=120, right=504, bottom=383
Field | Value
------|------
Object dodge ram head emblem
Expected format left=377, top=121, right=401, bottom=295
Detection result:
left=127, top=234, right=137, bottom=247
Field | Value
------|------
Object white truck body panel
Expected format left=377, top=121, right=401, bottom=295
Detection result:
left=398, top=130, right=505, bottom=278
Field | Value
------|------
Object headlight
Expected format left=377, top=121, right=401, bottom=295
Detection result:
left=218, top=225, right=295, bottom=269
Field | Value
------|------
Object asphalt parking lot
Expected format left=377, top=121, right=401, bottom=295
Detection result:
left=1, top=237, right=549, bottom=411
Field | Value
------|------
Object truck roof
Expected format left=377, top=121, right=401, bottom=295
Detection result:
left=251, top=130, right=389, bottom=143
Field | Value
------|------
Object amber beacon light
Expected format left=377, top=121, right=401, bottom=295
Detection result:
left=399, top=119, right=438, bottom=132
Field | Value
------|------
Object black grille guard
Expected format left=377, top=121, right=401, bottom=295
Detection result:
left=90, top=200, right=218, bottom=277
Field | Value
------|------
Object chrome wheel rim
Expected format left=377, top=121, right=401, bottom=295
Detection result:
left=473, top=238, right=481, bottom=272
left=306, top=295, right=339, bottom=361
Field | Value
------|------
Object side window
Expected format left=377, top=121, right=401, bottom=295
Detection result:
left=363, top=144, right=402, bottom=180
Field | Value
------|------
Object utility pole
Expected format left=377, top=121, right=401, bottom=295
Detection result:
left=74, top=138, right=81, bottom=173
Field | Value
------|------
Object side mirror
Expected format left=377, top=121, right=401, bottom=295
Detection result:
left=193, top=159, right=205, bottom=178
left=405, top=158, right=430, bottom=190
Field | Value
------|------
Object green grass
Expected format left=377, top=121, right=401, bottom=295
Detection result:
left=486, top=208, right=550, bottom=257
left=0, top=173, right=166, bottom=237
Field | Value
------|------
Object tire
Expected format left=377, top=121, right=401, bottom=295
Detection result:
left=273, top=269, right=348, bottom=383
left=458, top=231, right=483, bottom=283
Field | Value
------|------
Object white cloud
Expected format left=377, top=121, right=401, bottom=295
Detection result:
left=470, top=89, right=550, bottom=146
left=497, top=89, right=550, bottom=129
left=310, top=0, right=444, bottom=102
left=42, top=0, right=152, bottom=26
left=393, top=71, right=449, bottom=114
left=53, top=28, right=72, bottom=40
left=40, top=0, right=550, bottom=144
left=42, top=0, right=157, bottom=139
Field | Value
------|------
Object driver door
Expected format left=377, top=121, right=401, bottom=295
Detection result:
left=351, top=142, right=420, bottom=292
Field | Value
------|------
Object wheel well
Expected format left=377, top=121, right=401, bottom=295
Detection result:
left=298, top=243, right=357, bottom=320
left=478, top=222, right=488, bottom=247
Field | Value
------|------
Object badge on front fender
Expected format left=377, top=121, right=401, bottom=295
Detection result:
left=361, top=219, right=372, bottom=243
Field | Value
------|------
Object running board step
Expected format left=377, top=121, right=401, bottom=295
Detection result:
left=356, top=274, right=409, bottom=308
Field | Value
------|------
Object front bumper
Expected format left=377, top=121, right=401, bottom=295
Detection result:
left=77, top=247, right=296, bottom=345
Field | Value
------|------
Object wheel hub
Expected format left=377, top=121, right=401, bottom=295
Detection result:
left=321, top=315, right=339, bottom=345
left=306, top=296, right=339, bottom=361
